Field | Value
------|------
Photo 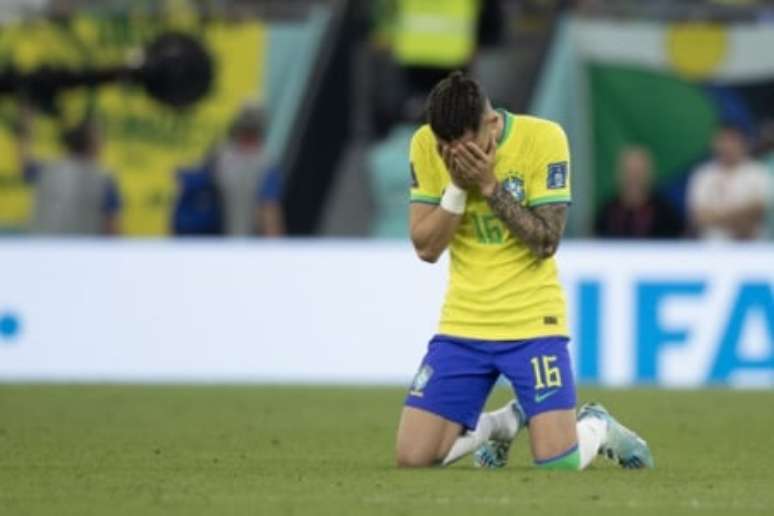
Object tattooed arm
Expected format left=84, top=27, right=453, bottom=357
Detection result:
left=485, top=184, right=568, bottom=259
left=452, top=139, right=568, bottom=259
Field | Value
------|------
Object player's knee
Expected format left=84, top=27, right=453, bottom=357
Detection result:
left=395, top=445, right=438, bottom=468
left=529, top=409, right=579, bottom=461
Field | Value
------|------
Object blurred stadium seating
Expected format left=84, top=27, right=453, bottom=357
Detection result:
left=1, top=0, right=772, bottom=239
left=0, top=0, right=334, bottom=235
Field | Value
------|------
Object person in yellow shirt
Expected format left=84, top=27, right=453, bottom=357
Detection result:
left=395, top=72, right=653, bottom=471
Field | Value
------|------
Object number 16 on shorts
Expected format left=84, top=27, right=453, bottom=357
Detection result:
left=507, top=338, right=577, bottom=418
left=531, top=355, right=562, bottom=390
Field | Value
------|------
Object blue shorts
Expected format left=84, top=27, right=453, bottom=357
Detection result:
left=404, top=335, right=576, bottom=430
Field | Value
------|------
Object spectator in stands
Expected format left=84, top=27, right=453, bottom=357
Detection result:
left=369, top=0, right=498, bottom=136
left=380, top=0, right=482, bottom=92
left=687, top=124, right=772, bottom=240
left=754, top=119, right=774, bottom=239
left=595, top=146, right=682, bottom=239
left=172, top=104, right=284, bottom=237
left=171, top=147, right=224, bottom=236
left=20, top=116, right=121, bottom=235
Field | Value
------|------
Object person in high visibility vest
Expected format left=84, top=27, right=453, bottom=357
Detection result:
left=391, top=0, right=481, bottom=69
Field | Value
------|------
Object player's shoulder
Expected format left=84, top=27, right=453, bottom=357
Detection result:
left=514, top=115, right=566, bottom=138
left=411, top=124, right=436, bottom=148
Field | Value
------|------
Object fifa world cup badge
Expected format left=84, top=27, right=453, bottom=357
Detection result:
left=409, top=365, right=434, bottom=397
left=547, top=162, right=568, bottom=189
left=503, top=175, right=525, bottom=202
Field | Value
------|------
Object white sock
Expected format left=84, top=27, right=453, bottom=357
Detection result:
left=487, top=402, right=520, bottom=441
left=576, top=416, right=607, bottom=470
left=442, top=403, right=520, bottom=466
left=441, top=428, right=487, bottom=466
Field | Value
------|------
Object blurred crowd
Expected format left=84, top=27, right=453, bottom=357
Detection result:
left=595, top=125, right=773, bottom=240
left=16, top=103, right=285, bottom=238
left=171, top=105, right=285, bottom=237
left=4, top=0, right=774, bottom=242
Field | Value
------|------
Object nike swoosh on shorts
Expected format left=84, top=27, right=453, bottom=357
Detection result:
left=534, top=389, right=560, bottom=403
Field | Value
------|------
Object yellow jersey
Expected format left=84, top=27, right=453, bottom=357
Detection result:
left=409, top=112, right=571, bottom=340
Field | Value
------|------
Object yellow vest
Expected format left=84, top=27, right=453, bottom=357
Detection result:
left=393, top=0, right=479, bottom=68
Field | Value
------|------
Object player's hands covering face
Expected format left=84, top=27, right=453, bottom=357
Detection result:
left=441, top=145, right=478, bottom=191
left=451, top=134, right=498, bottom=197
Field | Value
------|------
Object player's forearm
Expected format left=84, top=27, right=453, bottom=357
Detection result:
left=484, top=183, right=567, bottom=259
left=410, top=207, right=461, bottom=263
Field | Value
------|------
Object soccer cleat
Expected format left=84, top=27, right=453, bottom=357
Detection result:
left=473, top=400, right=527, bottom=469
left=578, top=402, right=654, bottom=469
left=473, top=440, right=508, bottom=469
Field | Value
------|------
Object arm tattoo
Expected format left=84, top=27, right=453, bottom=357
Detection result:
left=486, top=184, right=568, bottom=259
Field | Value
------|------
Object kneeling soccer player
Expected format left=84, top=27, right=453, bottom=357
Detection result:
left=395, top=72, right=653, bottom=471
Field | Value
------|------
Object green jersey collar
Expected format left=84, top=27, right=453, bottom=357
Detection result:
left=496, top=109, right=514, bottom=148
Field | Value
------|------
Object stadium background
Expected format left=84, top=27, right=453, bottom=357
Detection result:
left=0, top=1, right=773, bottom=515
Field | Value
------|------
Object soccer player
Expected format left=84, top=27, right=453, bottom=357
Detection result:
left=395, top=72, right=653, bottom=471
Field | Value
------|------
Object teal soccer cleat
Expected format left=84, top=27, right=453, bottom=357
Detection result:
left=578, top=402, right=654, bottom=469
left=473, top=400, right=527, bottom=469
left=472, top=439, right=510, bottom=469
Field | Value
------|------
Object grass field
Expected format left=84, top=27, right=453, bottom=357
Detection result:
left=1, top=386, right=773, bottom=516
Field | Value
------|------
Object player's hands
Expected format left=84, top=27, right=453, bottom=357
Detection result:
left=441, top=144, right=477, bottom=191
left=452, top=135, right=498, bottom=197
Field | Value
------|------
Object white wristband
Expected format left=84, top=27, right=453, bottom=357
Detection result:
left=440, top=183, right=467, bottom=215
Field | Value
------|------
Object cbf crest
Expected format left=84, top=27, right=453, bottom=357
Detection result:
left=409, top=364, right=434, bottom=397
left=503, top=174, right=525, bottom=203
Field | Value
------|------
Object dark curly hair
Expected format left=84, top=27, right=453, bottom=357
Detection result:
left=426, top=71, right=486, bottom=142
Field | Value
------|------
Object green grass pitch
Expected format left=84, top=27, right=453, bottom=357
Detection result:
left=1, top=386, right=772, bottom=516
